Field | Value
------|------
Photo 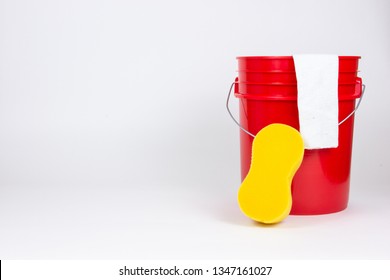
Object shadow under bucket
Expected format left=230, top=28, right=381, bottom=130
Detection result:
left=230, top=56, right=363, bottom=215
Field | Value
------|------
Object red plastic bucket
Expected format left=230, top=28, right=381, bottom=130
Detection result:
left=234, top=56, right=362, bottom=215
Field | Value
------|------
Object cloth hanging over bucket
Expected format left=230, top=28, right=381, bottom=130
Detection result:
left=293, top=54, right=339, bottom=149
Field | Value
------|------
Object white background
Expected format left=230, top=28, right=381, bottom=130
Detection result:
left=0, top=0, right=389, bottom=259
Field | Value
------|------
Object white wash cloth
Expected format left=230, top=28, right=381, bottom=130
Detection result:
left=293, top=54, right=339, bottom=149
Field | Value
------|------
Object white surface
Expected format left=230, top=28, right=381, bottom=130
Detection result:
left=0, top=184, right=389, bottom=259
left=1, top=0, right=390, bottom=259
left=294, top=54, right=339, bottom=149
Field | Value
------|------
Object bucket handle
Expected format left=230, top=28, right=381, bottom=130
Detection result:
left=226, top=80, right=366, bottom=138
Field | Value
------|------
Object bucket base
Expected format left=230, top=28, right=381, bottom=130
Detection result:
left=290, top=205, right=347, bottom=215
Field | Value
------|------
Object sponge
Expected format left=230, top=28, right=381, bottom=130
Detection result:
left=238, top=123, right=304, bottom=224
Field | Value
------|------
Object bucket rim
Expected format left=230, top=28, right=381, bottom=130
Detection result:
left=236, top=70, right=360, bottom=73
left=234, top=92, right=360, bottom=101
left=236, top=56, right=361, bottom=60
left=236, top=81, right=361, bottom=86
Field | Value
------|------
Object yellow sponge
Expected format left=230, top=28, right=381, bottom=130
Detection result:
left=238, top=123, right=304, bottom=224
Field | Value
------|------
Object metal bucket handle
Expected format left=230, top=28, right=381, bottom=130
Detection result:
left=226, top=79, right=365, bottom=138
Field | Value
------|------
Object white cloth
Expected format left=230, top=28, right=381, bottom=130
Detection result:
left=293, top=54, right=339, bottom=149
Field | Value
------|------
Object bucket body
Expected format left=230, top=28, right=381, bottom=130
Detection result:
left=235, top=56, right=362, bottom=215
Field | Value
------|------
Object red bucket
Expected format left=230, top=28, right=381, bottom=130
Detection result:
left=232, top=56, right=363, bottom=215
